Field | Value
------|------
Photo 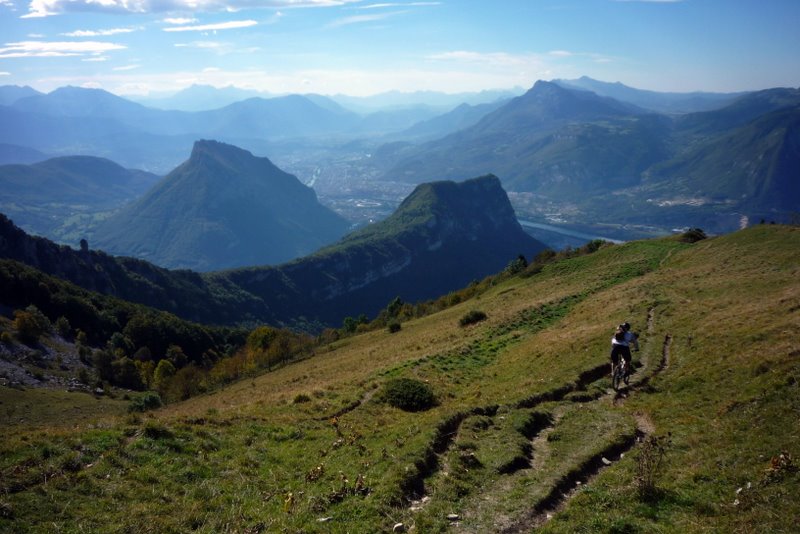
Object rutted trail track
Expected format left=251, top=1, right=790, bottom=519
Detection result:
left=400, top=307, right=674, bottom=532
left=505, top=332, right=673, bottom=533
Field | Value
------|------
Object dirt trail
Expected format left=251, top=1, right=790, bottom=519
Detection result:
left=404, top=309, right=671, bottom=521
left=346, top=305, right=673, bottom=528
left=493, top=308, right=672, bottom=533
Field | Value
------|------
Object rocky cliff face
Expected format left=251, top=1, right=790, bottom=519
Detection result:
left=225, top=174, right=546, bottom=323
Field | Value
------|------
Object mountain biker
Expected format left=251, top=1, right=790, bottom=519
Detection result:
left=610, top=323, right=632, bottom=383
left=622, top=322, right=639, bottom=352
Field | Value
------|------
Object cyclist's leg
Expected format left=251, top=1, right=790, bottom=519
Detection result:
left=610, top=346, right=620, bottom=376
left=622, top=346, right=632, bottom=383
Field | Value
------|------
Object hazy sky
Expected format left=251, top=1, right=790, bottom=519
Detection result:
left=1, top=0, right=798, bottom=96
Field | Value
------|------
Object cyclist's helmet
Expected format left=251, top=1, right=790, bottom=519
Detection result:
left=622, top=322, right=631, bottom=331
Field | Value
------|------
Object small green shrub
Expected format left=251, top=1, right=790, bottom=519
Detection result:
left=381, top=377, right=437, bottom=412
left=504, top=255, right=528, bottom=276
left=293, top=393, right=312, bottom=404
left=54, top=316, right=72, bottom=339
left=13, top=305, right=51, bottom=345
left=128, top=392, right=163, bottom=413
left=0, top=331, right=12, bottom=345
left=60, top=452, right=83, bottom=473
left=680, top=228, right=707, bottom=243
left=459, top=310, right=487, bottom=327
left=142, top=420, right=173, bottom=439
left=387, top=321, right=401, bottom=334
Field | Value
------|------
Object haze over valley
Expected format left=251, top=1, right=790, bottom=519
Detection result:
left=2, top=76, right=798, bottom=255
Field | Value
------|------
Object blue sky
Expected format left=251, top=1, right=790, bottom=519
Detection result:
left=0, top=0, right=798, bottom=96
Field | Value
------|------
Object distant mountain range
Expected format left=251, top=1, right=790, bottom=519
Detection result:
left=0, top=155, right=160, bottom=240
left=0, top=85, right=487, bottom=172
left=0, top=155, right=158, bottom=207
left=390, top=99, right=511, bottom=142
left=377, top=81, right=663, bottom=191
left=0, top=143, right=48, bottom=165
left=0, top=85, right=523, bottom=166
left=130, top=85, right=523, bottom=114
left=0, top=174, right=543, bottom=327
left=0, top=84, right=42, bottom=106
left=376, top=80, right=800, bottom=230
left=2, top=77, right=797, bottom=236
left=328, top=88, right=524, bottom=113
left=92, top=140, right=350, bottom=271
left=132, top=84, right=272, bottom=111
left=552, top=76, right=745, bottom=114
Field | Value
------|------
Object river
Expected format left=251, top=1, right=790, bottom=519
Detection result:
left=518, top=220, right=625, bottom=244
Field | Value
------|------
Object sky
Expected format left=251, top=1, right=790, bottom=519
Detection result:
left=0, top=0, right=798, bottom=97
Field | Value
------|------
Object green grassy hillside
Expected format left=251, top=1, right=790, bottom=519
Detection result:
left=1, top=225, right=797, bottom=532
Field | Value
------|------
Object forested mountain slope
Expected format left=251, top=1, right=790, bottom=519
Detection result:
left=1, top=175, right=542, bottom=328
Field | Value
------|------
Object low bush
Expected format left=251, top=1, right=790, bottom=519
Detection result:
left=459, top=310, right=487, bottom=327
left=293, top=393, right=312, bottom=404
left=380, top=377, right=437, bottom=412
left=13, top=305, right=51, bottom=345
left=128, top=392, right=163, bottom=413
left=387, top=321, right=401, bottom=334
left=680, top=227, right=707, bottom=243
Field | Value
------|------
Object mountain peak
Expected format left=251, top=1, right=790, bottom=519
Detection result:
left=50, top=85, right=109, bottom=96
left=190, top=139, right=253, bottom=161
left=467, top=79, right=641, bottom=138
left=344, top=173, right=531, bottom=250
left=94, top=141, right=349, bottom=271
left=528, top=79, right=565, bottom=94
left=186, top=139, right=283, bottom=182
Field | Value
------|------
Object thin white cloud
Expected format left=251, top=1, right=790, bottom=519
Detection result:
left=328, top=10, right=405, bottom=28
left=162, top=17, right=198, bottom=24
left=359, top=2, right=440, bottom=7
left=163, top=20, right=258, bottom=32
left=548, top=50, right=573, bottom=57
left=22, top=0, right=362, bottom=18
left=0, top=40, right=126, bottom=58
left=174, top=40, right=261, bottom=55
left=61, top=27, right=137, bottom=37
left=0, top=71, right=10, bottom=76
left=113, top=64, right=141, bottom=71
left=175, top=41, right=227, bottom=49
left=82, top=55, right=110, bottom=62
left=28, top=33, right=45, bottom=38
